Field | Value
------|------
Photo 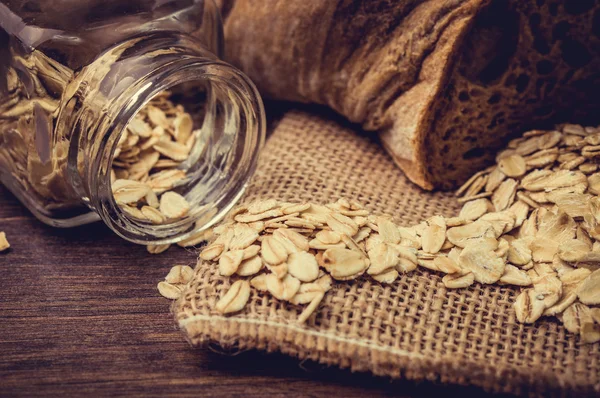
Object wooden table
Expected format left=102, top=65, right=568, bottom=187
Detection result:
left=0, top=185, right=498, bottom=397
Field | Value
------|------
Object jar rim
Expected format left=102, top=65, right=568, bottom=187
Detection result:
left=83, top=42, right=265, bottom=245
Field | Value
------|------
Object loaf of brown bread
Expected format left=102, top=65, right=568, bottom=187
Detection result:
left=217, top=0, right=600, bottom=189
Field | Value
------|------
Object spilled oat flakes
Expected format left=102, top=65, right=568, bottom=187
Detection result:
left=0, top=231, right=9, bottom=252
left=159, top=123, right=600, bottom=343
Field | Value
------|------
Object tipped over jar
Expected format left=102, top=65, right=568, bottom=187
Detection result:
left=0, top=0, right=265, bottom=244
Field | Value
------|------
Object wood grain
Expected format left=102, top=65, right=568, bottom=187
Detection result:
left=0, top=185, right=502, bottom=397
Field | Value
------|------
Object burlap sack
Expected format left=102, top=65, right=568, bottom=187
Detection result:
left=174, top=110, right=600, bottom=396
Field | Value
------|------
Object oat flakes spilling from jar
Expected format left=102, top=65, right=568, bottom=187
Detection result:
left=159, top=123, right=600, bottom=343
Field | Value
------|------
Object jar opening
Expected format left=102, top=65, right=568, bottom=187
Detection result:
left=96, top=60, right=264, bottom=244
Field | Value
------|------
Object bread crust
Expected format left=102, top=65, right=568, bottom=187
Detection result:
left=218, top=0, right=600, bottom=190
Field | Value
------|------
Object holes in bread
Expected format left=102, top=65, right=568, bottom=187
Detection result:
left=594, top=10, right=600, bottom=38
left=458, top=91, right=470, bottom=102
left=552, top=21, right=571, bottom=41
left=459, top=1, right=519, bottom=85
left=533, top=36, right=550, bottom=55
left=442, top=128, right=455, bottom=141
left=564, top=0, right=595, bottom=15
left=487, top=93, right=501, bottom=104
left=536, top=60, right=554, bottom=75
left=529, top=13, right=541, bottom=29
left=540, top=77, right=557, bottom=94
left=488, top=113, right=506, bottom=129
left=560, top=38, right=592, bottom=68
left=534, top=104, right=554, bottom=117
left=470, top=88, right=484, bottom=98
left=515, top=74, right=530, bottom=93
left=463, top=147, right=486, bottom=160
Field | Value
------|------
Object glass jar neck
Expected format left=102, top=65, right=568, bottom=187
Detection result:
left=59, top=32, right=265, bottom=244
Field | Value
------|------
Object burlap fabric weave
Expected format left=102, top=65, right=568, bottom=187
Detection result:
left=174, top=110, right=600, bottom=396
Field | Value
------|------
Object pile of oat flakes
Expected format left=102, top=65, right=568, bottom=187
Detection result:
left=158, top=123, right=600, bottom=343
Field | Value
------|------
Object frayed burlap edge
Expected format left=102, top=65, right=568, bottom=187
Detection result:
left=176, top=310, right=583, bottom=396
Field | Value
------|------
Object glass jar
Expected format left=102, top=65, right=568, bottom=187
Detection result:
left=0, top=0, right=265, bottom=244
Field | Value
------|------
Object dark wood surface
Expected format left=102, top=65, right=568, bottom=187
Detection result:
left=0, top=185, right=503, bottom=397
